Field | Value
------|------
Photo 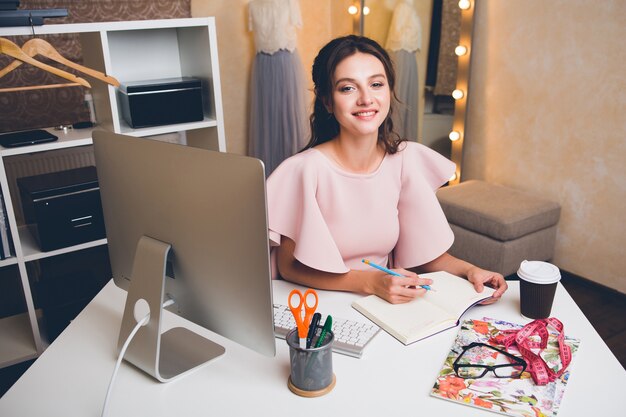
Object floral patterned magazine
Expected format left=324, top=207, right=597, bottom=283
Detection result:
left=430, top=317, right=580, bottom=417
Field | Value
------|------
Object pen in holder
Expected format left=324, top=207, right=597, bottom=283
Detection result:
left=286, top=327, right=336, bottom=397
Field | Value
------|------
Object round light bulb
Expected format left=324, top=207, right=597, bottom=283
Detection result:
left=452, top=89, right=464, bottom=100
left=348, top=5, right=358, bottom=15
left=363, top=6, right=370, bottom=15
left=449, top=131, right=462, bottom=141
left=458, top=0, right=471, bottom=10
left=455, top=45, right=468, bottom=56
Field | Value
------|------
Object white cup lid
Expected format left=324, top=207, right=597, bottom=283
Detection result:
left=517, top=260, right=561, bottom=284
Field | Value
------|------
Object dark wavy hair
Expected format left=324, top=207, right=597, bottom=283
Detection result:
left=302, top=35, right=405, bottom=154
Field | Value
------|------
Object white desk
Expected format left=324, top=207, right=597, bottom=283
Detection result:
left=1, top=280, right=624, bottom=416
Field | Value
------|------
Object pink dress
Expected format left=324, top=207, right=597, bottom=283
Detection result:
left=267, top=142, right=456, bottom=278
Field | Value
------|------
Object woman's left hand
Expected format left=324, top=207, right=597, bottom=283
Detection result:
left=466, top=266, right=508, bottom=305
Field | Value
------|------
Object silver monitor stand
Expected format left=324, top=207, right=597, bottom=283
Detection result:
left=118, top=236, right=225, bottom=382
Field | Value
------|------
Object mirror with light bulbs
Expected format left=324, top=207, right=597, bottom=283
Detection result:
left=351, top=0, right=474, bottom=183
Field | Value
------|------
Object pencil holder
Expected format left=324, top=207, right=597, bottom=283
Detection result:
left=286, top=328, right=336, bottom=397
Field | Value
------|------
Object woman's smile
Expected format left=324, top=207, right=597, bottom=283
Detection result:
left=353, top=109, right=377, bottom=119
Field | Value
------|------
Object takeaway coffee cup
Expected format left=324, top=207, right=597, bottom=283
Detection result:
left=518, top=260, right=561, bottom=319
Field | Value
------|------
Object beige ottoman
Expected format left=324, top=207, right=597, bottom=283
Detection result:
left=436, top=180, right=561, bottom=277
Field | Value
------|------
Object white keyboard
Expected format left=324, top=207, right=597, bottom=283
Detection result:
left=273, top=304, right=380, bottom=358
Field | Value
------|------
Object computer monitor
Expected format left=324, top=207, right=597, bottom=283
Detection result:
left=92, top=131, right=276, bottom=382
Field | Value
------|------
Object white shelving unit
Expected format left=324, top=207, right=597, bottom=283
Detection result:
left=0, top=18, right=226, bottom=369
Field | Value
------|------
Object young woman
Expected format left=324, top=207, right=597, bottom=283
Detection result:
left=266, top=35, right=507, bottom=304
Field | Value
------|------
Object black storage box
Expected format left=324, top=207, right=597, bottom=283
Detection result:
left=17, top=166, right=106, bottom=252
left=118, top=77, right=204, bottom=128
left=0, top=1, right=20, bottom=11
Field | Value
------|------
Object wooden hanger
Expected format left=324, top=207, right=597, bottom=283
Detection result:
left=0, top=38, right=120, bottom=87
left=0, top=37, right=91, bottom=92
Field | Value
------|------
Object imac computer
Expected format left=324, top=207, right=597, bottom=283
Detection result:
left=92, top=131, right=276, bottom=382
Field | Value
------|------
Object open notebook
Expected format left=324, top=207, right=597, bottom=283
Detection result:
left=351, top=271, right=495, bottom=345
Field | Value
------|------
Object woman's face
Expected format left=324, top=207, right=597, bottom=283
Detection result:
left=330, top=52, right=391, bottom=140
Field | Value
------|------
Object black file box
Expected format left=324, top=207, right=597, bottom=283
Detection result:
left=17, top=166, right=106, bottom=251
left=118, top=77, right=205, bottom=128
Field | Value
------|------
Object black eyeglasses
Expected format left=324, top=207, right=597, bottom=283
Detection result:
left=453, top=342, right=527, bottom=379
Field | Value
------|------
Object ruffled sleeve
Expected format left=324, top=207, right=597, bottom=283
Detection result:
left=267, top=152, right=349, bottom=277
left=393, top=143, right=456, bottom=268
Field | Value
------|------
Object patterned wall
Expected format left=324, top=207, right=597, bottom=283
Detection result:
left=433, top=0, right=460, bottom=96
left=0, top=0, right=190, bottom=132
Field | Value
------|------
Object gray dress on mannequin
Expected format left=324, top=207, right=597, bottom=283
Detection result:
left=386, top=0, right=422, bottom=142
left=248, top=0, right=308, bottom=176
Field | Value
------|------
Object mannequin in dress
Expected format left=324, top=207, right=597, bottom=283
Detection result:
left=386, top=0, right=421, bottom=142
left=248, top=0, right=308, bottom=176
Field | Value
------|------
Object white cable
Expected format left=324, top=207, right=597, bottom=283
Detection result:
left=101, top=313, right=147, bottom=417
left=101, top=298, right=175, bottom=417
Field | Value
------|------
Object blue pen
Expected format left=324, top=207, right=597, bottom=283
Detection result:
left=362, top=259, right=433, bottom=291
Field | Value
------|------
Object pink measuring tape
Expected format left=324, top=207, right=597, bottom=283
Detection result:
left=492, top=318, right=572, bottom=385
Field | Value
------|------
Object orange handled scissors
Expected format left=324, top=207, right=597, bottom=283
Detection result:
left=288, top=289, right=319, bottom=349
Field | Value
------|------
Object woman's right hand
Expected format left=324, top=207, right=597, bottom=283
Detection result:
left=367, top=268, right=432, bottom=304
left=277, top=237, right=432, bottom=302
